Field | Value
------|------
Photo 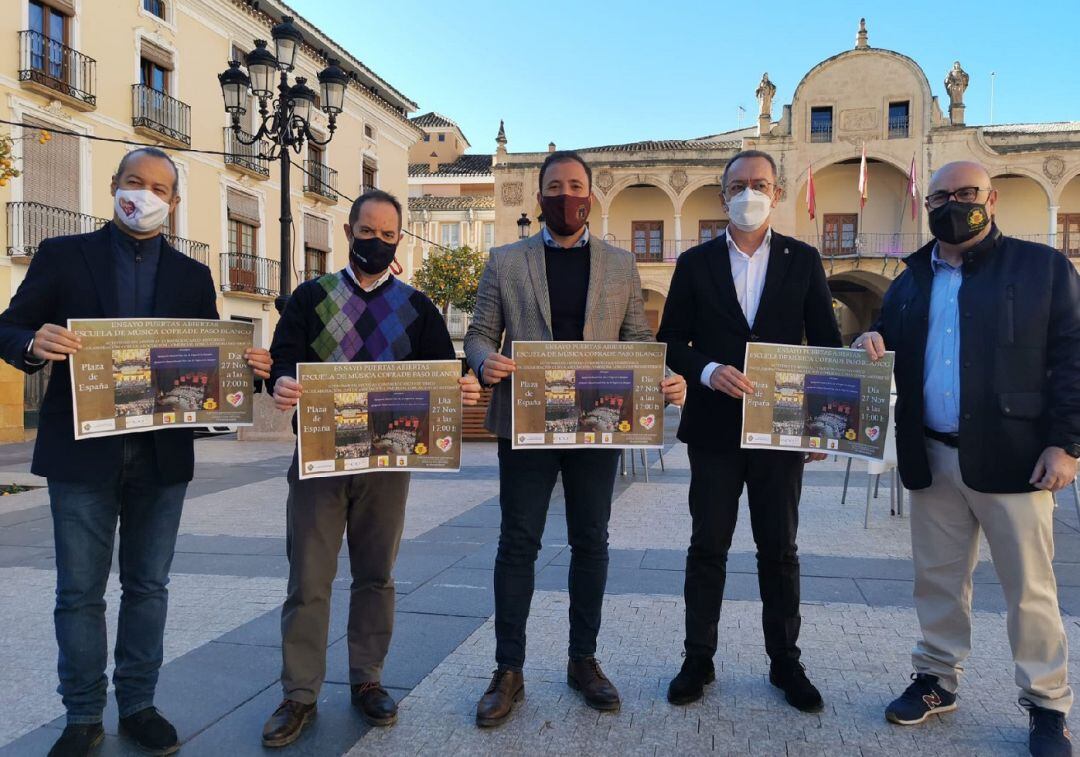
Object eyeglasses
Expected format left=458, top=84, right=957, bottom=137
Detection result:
left=723, top=180, right=774, bottom=197
left=925, top=186, right=990, bottom=208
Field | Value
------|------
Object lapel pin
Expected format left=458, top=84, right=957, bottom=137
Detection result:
left=784, top=248, right=790, bottom=255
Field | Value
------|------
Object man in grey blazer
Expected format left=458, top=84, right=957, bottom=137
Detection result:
left=465, top=150, right=686, bottom=727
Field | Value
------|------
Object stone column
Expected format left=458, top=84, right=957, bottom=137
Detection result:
left=1049, top=204, right=1060, bottom=248
left=673, top=214, right=683, bottom=257
left=601, top=213, right=609, bottom=238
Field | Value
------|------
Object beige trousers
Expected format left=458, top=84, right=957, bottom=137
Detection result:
left=908, top=438, right=1072, bottom=712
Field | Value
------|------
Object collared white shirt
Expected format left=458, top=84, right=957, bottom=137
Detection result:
left=344, top=264, right=392, bottom=292
left=701, top=228, right=772, bottom=388
left=541, top=225, right=590, bottom=249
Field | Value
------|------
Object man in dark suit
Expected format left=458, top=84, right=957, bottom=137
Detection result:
left=0, top=148, right=271, bottom=757
left=657, top=149, right=841, bottom=712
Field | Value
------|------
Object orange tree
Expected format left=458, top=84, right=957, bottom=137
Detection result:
left=411, top=244, right=486, bottom=317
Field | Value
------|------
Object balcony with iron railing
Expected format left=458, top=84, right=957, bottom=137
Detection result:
left=303, top=160, right=338, bottom=202
left=810, top=122, right=833, bottom=143
left=888, top=114, right=910, bottom=139
left=6, top=202, right=210, bottom=265
left=303, top=249, right=327, bottom=281
left=18, top=30, right=96, bottom=109
left=132, top=84, right=190, bottom=146
left=223, top=128, right=270, bottom=178
left=220, top=252, right=280, bottom=297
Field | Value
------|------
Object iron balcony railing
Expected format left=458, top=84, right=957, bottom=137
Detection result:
left=223, top=128, right=270, bottom=177
left=220, top=252, right=280, bottom=297
left=303, top=160, right=337, bottom=200
left=132, top=84, right=190, bottom=146
left=162, top=232, right=209, bottom=266
left=6, top=202, right=209, bottom=265
left=18, top=30, right=96, bottom=107
left=810, top=123, right=833, bottom=143
left=888, top=114, right=910, bottom=139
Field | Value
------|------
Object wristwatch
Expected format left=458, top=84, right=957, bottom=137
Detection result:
left=1063, top=443, right=1080, bottom=459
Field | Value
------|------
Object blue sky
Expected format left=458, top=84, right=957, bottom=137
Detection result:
left=290, top=0, right=1080, bottom=154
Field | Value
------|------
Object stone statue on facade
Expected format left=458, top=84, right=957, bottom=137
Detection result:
left=755, top=73, right=776, bottom=118
left=945, top=61, right=969, bottom=106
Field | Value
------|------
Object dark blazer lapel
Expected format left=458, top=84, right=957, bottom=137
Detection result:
left=523, top=232, right=553, bottom=338
left=704, top=232, right=750, bottom=333
left=582, top=236, right=608, bottom=341
left=81, top=225, right=119, bottom=317
left=753, top=231, right=793, bottom=329
left=152, top=241, right=184, bottom=316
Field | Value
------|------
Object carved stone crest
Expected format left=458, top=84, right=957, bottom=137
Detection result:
left=595, top=169, right=614, bottom=191
left=500, top=181, right=523, bottom=206
left=1043, top=155, right=1066, bottom=184
left=839, top=108, right=879, bottom=132
left=670, top=169, right=688, bottom=192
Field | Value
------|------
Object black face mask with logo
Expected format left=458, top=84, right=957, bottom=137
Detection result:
left=928, top=201, right=991, bottom=245
left=349, top=236, right=398, bottom=275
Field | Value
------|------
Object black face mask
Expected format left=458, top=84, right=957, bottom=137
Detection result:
left=928, top=201, right=991, bottom=245
left=349, top=236, right=398, bottom=275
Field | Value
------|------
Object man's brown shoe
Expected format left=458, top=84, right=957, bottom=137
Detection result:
left=567, top=657, right=621, bottom=711
left=261, top=700, right=316, bottom=748
left=351, top=682, right=398, bottom=727
left=475, top=667, right=525, bottom=728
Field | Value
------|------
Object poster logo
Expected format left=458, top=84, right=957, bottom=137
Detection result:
left=436, top=436, right=453, bottom=452
left=639, top=414, right=656, bottom=430
left=226, top=391, right=245, bottom=407
left=395, top=455, right=408, bottom=467
left=865, top=425, right=881, bottom=442
left=161, top=412, right=175, bottom=424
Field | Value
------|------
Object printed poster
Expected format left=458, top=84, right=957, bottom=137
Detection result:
left=511, top=341, right=667, bottom=450
left=68, top=318, right=255, bottom=440
left=296, top=360, right=462, bottom=479
left=741, top=342, right=895, bottom=460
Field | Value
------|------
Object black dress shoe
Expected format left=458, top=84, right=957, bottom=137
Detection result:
left=667, top=655, right=716, bottom=705
left=769, top=661, right=824, bottom=713
left=475, top=667, right=525, bottom=728
left=261, top=699, right=317, bottom=748
left=351, top=682, right=398, bottom=727
left=118, top=708, right=179, bottom=755
left=47, top=723, right=104, bottom=757
left=567, top=657, right=621, bottom=712
left=1022, top=698, right=1073, bottom=757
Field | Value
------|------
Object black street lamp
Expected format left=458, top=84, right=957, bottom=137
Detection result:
left=517, top=212, right=532, bottom=240
left=218, top=15, right=349, bottom=313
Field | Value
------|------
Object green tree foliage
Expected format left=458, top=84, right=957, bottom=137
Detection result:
left=411, top=245, right=486, bottom=316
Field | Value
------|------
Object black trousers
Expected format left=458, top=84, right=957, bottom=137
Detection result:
left=493, top=438, right=621, bottom=670
left=684, top=445, right=805, bottom=663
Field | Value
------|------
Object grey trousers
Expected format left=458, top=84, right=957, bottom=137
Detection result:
left=280, top=468, right=410, bottom=704
left=909, top=438, right=1072, bottom=713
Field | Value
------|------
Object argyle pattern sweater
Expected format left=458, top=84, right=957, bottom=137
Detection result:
left=269, top=270, right=456, bottom=394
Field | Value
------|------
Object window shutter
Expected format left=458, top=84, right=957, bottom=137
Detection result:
left=226, top=188, right=260, bottom=226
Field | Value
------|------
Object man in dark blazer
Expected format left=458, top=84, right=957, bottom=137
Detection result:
left=854, top=161, right=1078, bottom=757
left=657, top=149, right=841, bottom=712
left=0, top=148, right=271, bottom=757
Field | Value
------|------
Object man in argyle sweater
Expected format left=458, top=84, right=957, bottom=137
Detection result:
left=260, top=190, right=481, bottom=747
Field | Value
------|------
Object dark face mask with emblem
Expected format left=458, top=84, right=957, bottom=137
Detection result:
left=540, top=194, right=591, bottom=236
left=349, top=235, right=398, bottom=275
left=928, top=201, right=991, bottom=245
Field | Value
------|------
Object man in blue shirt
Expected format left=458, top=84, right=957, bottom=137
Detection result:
left=855, top=161, right=1080, bottom=757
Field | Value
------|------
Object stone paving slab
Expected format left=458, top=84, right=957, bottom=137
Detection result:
left=348, top=591, right=1069, bottom=756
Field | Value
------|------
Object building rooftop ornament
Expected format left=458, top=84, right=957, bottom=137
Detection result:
left=756, top=73, right=776, bottom=118
left=496, top=119, right=507, bottom=147
left=945, top=61, right=969, bottom=107
left=855, top=18, right=869, bottom=49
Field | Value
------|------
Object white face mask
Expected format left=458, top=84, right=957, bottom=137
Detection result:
left=113, top=188, right=171, bottom=234
left=725, top=188, right=773, bottom=232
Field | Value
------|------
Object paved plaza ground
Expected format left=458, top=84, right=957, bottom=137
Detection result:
left=1, top=410, right=1079, bottom=755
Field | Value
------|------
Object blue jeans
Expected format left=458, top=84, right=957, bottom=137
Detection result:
left=48, top=434, right=187, bottom=724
